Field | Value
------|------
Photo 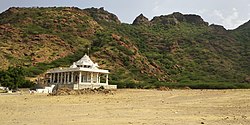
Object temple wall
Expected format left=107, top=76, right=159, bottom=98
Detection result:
left=54, top=84, right=117, bottom=90
left=58, top=84, right=74, bottom=89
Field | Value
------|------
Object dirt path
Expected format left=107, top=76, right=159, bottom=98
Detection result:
left=0, top=89, right=250, bottom=125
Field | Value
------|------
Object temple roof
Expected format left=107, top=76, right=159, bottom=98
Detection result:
left=47, top=54, right=109, bottom=73
left=75, top=54, right=94, bottom=66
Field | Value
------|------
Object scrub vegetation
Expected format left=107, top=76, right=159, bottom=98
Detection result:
left=0, top=7, right=249, bottom=89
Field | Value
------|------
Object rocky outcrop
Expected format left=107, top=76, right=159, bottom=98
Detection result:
left=132, top=14, right=150, bottom=25
left=209, top=24, right=227, bottom=32
left=171, top=12, right=185, bottom=22
left=151, top=14, right=180, bottom=25
left=184, top=14, right=208, bottom=26
left=84, top=7, right=121, bottom=24
left=151, top=12, right=208, bottom=26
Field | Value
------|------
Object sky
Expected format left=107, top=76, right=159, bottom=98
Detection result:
left=0, top=0, right=250, bottom=29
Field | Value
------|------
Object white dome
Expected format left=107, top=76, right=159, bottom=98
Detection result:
left=75, top=54, right=94, bottom=66
left=70, top=62, right=77, bottom=68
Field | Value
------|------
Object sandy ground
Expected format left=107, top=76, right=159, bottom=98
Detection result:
left=0, top=89, right=250, bottom=125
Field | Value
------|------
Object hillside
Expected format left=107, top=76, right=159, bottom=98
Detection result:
left=0, top=7, right=249, bottom=87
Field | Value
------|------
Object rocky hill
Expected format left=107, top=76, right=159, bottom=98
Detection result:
left=0, top=7, right=249, bottom=86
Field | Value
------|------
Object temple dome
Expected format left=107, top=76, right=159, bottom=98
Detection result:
left=70, top=54, right=99, bottom=68
left=75, top=54, right=94, bottom=66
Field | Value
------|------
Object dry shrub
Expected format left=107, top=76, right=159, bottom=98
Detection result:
left=157, top=86, right=171, bottom=91
left=50, top=87, right=114, bottom=96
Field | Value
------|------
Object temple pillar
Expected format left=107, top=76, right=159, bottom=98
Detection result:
left=67, top=72, right=70, bottom=84
left=49, top=73, right=52, bottom=84
left=54, top=73, right=56, bottom=83
left=61, top=72, right=63, bottom=84
left=96, top=73, right=99, bottom=84
left=60, top=72, right=63, bottom=84
left=79, top=72, right=82, bottom=84
left=57, top=73, right=59, bottom=83
left=64, top=72, right=66, bottom=84
left=99, top=76, right=101, bottom=83
left=106, top=74, right=109, bottom=85
left=86, top=73, right=88, bottom=83
left=71, top=72, right=74, bottom=83
left=91, top=72, right=93, bottom=84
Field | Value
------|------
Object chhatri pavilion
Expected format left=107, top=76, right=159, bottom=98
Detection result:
left=45, top=54, right=117, bottom=89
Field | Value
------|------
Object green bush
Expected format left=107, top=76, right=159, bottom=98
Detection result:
left=0, top=67, right=34, bottom=90
left=110, top=80, right=250, bottom=89
left=117, top=46, right=134, bottom=56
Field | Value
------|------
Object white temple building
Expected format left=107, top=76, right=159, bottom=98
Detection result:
left=45, top=54, right=117, bottom=89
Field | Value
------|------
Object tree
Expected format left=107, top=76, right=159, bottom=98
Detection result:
left=0, top=67, right=33, bottom=90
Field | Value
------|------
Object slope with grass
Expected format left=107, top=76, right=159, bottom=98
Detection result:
left=0, top=7, right=249, bottom=88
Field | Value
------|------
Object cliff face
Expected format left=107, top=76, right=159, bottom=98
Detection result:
left=0, top=7, right=249, bottom=84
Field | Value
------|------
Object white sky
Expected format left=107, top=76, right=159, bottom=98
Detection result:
left=0, top=0, right=249, bottom=29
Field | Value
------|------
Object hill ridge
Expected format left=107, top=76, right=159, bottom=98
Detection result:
left=0, top=7, right=249, bottom=85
